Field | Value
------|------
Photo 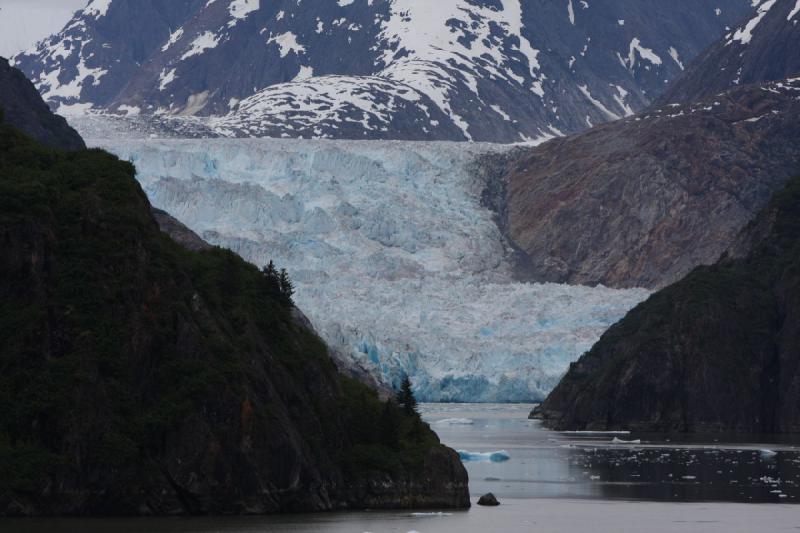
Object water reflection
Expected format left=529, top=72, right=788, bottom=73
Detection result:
left=422, top=403, right=800, bottom=503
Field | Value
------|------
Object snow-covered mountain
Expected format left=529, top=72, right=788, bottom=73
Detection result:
left=661, top=0, right=800, bottom=104
left=78, top=125, right=648, bottom=401
left=13, top=0, right=752, bottom=142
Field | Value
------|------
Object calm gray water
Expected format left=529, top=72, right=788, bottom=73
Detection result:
left=2, top=403, right=799, bottom=533
left=424, top=403, right=800, bottom=503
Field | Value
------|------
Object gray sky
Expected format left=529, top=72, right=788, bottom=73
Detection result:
left=0, top=0, right=87, bottom=57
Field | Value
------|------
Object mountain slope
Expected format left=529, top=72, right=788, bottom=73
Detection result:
left=12, top=0, right=751, bottom=142
left=0, top=58, right=84, bottom=150
left=496, top=0, right=800, bottom=289
left=501, top=78, right=800, bottom=289
left=660, top=0, right=800, bottom=105
left=0, top=86, right=468, bottom=516
left=534, top=174, right=800, bottom=433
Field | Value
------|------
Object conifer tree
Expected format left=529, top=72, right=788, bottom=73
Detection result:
left=396, top=375, right=418, bottom=416
left=278, top=268, right=295, bottom=307
left=262, top=260, right=281, bottom=298
left=261, top=261, right=295, bottom=307
left=262, top=260, right=278, bottom=281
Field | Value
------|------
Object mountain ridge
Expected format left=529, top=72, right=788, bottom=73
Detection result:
left=660, top=0, right=800, bottom=105
left=12, top=0, right=752, bottom=142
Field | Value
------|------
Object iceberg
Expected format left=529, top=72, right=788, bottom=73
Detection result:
left=87, top=130, right=649, bottom=402
left=611, top=437, right=642, bottom=444
left=457, top=450, right=510, bottom=463
left=435, top=418, right=475, bottom=425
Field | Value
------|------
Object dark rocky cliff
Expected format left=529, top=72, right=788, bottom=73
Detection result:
left=534, top=174, right=800, bottom=433
left=501, top=78, right=800, bottom=289
left=0, top=58, right=84, bottom=150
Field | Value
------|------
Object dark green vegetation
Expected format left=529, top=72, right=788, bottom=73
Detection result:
left=0, top=125, right=469, bottom=515
left=261, top=260, right=295, bottom=308
left=396, top=375, right=419, bottom=417
left=536, top=174, right=800, bottom=433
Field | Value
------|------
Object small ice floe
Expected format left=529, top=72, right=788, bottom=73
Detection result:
left=457, top=450, right=510, bottom=462
left=760, top=449, right=778, bottom=457
left=682, top=475, right=697, bottom=480
left=436, top=418, right=475, bottom=425
left=611, top=437, right=641, bottom=444
left=411, top=512, right=453, bottom=517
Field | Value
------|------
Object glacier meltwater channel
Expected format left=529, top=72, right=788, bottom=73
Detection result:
left=93, top=136, right=649, bottom=402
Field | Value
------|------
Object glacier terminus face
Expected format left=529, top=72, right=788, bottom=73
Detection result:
left=91, top=132, right=649, bottom=402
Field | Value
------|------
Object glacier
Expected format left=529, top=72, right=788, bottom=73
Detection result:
left=87, top=130, right=649, bottom=402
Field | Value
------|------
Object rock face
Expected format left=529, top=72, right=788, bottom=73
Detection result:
left=498, top=2, right=800, bottom=290
left=478, top=493, right=500, bottom=506
left=0, top=58, right=84, bottom=150
left=151, top=207, right=213, bottom=252
left=10, top=0, right=752, bottom=141
left=502, top=78, right=800, bottom=289
left=536, top=175, right=800, bottom=433
left=0, top=96, right=469, bottom=517
left=660, top=0, right=800, bottom=105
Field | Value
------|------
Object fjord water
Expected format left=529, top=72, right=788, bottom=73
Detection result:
left=4, top=404, right=799, bottom=533
left=425, top=404, right=800, bottom=503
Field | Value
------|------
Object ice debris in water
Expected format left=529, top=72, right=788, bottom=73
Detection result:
left=458, top=450, right=510, bottom=462
left=435, top=418, right=475, bottom=425
left=612, top=437, right=642, bottom=444
left=563, top=431, right=631, bottom=435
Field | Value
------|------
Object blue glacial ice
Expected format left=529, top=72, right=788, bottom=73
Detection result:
left=88, top=133, right=649, bottom=402
left=458, top=450, right=510, bottom=463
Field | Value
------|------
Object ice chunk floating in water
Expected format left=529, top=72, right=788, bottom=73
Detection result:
left=91, top=134, right=649, bottom=402
left=458, top=450, right=510, bottom=463
left=436, top=418, right=475, bottom=425
left=612, top=437, right=642, bottom=445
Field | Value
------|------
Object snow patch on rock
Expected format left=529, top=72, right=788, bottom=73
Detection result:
left=728, top=0, right=777, bottom=44
left=181, top=31, right=221, bottom=60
